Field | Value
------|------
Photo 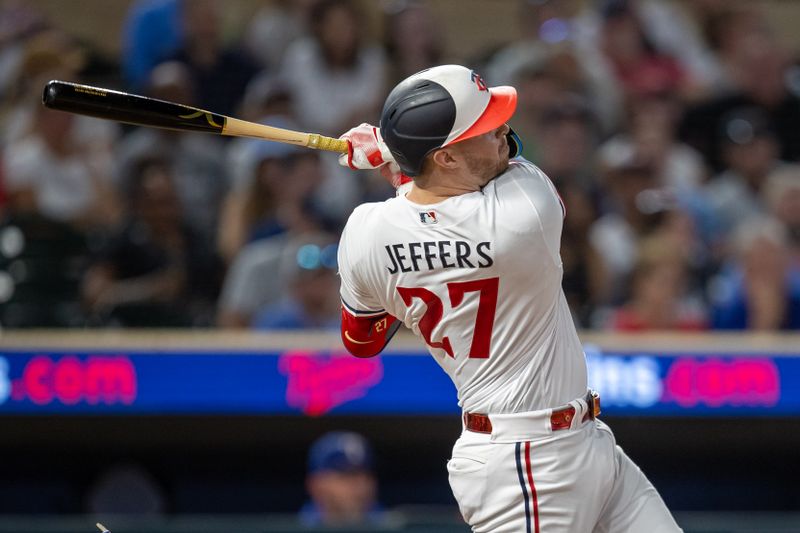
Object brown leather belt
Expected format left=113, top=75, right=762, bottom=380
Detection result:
left=464, top=390, right=601, bottom=434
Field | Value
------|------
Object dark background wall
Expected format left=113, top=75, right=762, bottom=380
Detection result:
left=2, top=414, right=798, bottom=515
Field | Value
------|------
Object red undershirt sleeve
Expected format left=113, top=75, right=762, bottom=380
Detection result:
left=340, top=305, right=401, bottom=358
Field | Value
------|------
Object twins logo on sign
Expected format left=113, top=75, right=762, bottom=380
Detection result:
left=419, top=211, right=438, bottom=224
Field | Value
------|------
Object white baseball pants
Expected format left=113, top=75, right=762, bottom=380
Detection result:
left=448, top=400, right=682, bottom=532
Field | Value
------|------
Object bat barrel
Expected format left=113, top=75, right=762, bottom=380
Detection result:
left=42, top=80, right=226, bottom=134
left=42, top=80, right=349, bottom=154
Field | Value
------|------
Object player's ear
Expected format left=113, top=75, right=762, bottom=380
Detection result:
left=431, top=148, right=459, bottom=171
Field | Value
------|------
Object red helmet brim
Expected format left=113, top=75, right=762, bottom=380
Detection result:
left=448, top=86, right=518, bottom=145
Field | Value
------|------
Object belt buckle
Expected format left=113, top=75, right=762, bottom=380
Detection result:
left=588, top=390, right=601, bottom=419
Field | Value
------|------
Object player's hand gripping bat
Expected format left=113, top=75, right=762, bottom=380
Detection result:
left=42, top=80, right=349, bottom=153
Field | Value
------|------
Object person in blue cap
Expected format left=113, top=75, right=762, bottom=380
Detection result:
left=299, top=431, right=385, bottom=526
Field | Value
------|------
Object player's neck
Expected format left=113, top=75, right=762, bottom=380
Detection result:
left=406, top=171, right=481, bottom=204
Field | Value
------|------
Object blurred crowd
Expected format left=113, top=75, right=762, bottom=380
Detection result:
left=0, top=0, right=798, bottom=332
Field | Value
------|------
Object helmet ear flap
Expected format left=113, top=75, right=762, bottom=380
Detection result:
left=507, top=128, right=523, bottom=158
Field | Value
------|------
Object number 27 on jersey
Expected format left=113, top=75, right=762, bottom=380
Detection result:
left=397, top=277, right=499, bottom=359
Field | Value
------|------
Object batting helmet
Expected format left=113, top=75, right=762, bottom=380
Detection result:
left=380, top=64, right=521, bottom=176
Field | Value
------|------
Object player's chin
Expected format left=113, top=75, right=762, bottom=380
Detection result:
left=495, top=154, right=510, bottom=176
left=499, top=140, right=511, bottom=163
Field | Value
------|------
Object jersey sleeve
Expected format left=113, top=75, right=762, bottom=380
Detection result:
left=337, top=210, right=385, bottom=316
left=502, top=160, right=565, bottom=266
left=337, top=208, right=401, bottom=357
left=510, top=158, right=565, bottom=217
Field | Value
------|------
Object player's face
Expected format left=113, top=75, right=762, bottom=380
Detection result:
left=456, top=124, right=511, bottom=185
left=308, top=470, right=377, bottom=524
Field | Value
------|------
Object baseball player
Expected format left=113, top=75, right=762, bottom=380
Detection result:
left=336, top=65, right=681, bottom=532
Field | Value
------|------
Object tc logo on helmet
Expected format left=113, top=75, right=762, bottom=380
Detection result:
left=470, top=71, right=488, bottom=92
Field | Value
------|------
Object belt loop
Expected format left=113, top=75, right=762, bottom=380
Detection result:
left=567, top=399, right=585, bottom=429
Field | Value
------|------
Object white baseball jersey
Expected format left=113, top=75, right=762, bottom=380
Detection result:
left=339, top=159, right=682, bottom=533
left=338, top=159, right=587, bottom=414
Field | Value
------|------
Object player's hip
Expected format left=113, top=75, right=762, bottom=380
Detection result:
left=447, top=417, right=617, bottom=532
left=460, top=389, right=602, bottom=443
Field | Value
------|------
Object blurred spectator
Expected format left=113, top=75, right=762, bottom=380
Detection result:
left=218, top=229, right=336, bottom=329
left=657, top=203, right=712, bottom=287
left=216, top=236, right=285, bottom=328
left=251, top=232, right=340, bottom=330
left=236, top=71, right=294, bottom=125
left=560, top=182, right=607, bottom=328
left=622, top=0, right=722, bottom=96
left=167, top=0, right=260, bottom=117
left=598, top=91, right=707, bottom=193
left=680, top=5, right=800, bottom=171
left=533, top=96, right=597, bottom=187
left=279, top=0, right=379, bottom=222
left=299, top=431, right=384, bottom=527
left=703, top=107, right=785, bottom=249
left=0, top=157, right=7, bottom=215
left=216, top=131, right=324, bottom=264
left=609, top=234, right=707, bottom=331
left=701, top=4, right=780, bottom=94
left=486, top=0, right=622, bottom=132
left=121, top=0, right=183, bottom=91
left=589, top=160, right=666, bottom=305
left=225, top=76, right=295, bottom=196
left=763, top=165, right=800, bottom=256
left=508, top=63, right=577, bottom=162
left=382, top=0, right=444, bottom=85
left=0, top=1, right=48, bottom=101
left=2, top=94, right=121, bottom=230
left=86, top=463, right=167, bottom=516
left=115, top=61, right=228, bottom=243
left=709, top=218, right=800, bottom=330
left=243, top=0, right=313, bottom=71
left=587, top=0, right=719, bottom=101
left=1, top=29, right=118, bottom=147
left=82, top=155, right=222, bottom=327
left=598, top=1, right=690, bottom=101
left=280, top=0, right=386, bottom=136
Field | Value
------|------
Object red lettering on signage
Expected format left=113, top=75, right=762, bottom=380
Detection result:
left=279, top=351, right=383, bottom=416
left=14, top=355, right=137, bottom=406
left=663, top=358, right=779, bottom=407
left=24, top=356, right=54, bottom=405
left=54, top=356, right=83, bottom=405
left=84, top=357, right=137, bottom=404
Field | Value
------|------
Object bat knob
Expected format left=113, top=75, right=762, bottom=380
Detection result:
left=42, top=80, right=58, bottom=108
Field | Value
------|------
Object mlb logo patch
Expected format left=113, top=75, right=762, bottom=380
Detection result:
left=419, top=211, right=438, bottom=224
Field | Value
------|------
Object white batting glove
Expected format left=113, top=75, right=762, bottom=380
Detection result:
left=339, top=123, right=412, bottom=190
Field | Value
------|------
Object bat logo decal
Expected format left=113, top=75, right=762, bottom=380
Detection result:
left=178, top=110, right=222, bottom=128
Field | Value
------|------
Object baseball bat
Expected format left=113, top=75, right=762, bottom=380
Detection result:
left=42, top=80, right=349, bottom=153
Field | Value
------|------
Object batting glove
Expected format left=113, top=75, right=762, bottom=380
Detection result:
left=339, top=123, right=412, bottom=190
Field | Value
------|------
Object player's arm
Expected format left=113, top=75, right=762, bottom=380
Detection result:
left=340, top=303, right=401, bottom=358
left=337, top=211, right=401, bottom=358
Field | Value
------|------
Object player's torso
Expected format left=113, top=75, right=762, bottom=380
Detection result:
left=350, top=161, right=587, bottom=413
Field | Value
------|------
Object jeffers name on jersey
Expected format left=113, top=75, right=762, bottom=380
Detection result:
left=385, top=240, right=494, bottom=273
left=339, top=159, right=587, bottom=414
